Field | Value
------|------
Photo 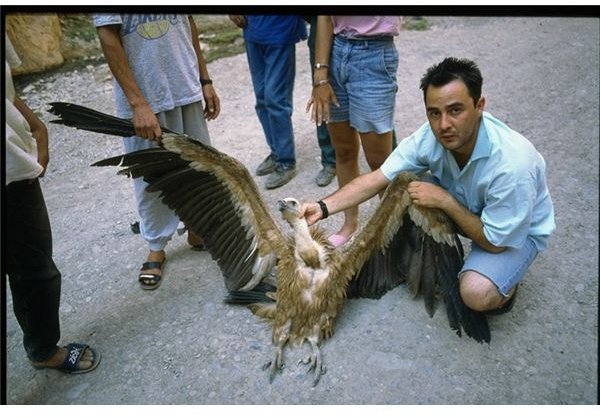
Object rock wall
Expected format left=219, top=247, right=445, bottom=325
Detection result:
left=5, top=13, right=64, bottom=76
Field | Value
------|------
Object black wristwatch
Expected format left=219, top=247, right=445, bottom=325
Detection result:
left=200, top=78, right=213, bottom=86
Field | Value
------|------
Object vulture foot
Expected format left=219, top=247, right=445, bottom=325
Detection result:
left=263, top=346, right=285, bottom=383
left=299, top=341, right=326, bottom=386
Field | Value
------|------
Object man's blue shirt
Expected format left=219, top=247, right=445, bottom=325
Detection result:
left=380, top=112, right=555, bottom=251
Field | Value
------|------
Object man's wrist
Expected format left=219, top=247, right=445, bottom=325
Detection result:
left=317, top=200, right=329, bottom=219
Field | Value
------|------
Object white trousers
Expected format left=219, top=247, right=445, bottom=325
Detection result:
left=123, top=101, right=211, bottom=251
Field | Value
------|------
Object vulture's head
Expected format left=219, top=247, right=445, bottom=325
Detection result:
left=277, top=198, right=302, bottom=225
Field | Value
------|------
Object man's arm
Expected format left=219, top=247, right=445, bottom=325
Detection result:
left=13, top=96, right=49, bottom=176
left=301, top=169, right=390, bottom=225
left=407, top=181, right=506, bottom=253
left=189, top=16, right=220, bottom=121
left=96, top=25, right=161, bottom=141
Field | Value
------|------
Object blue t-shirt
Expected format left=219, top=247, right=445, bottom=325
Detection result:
left=93, top=14, right=203, bottom=118
left=380, top=112, right=556, bottom=251
left=244, top=15, right=307, bottom=45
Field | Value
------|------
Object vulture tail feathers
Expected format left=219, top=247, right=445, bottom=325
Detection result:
left=225, top=289, right=275, bottom=305
left=225, top=285, right=277, bottom=320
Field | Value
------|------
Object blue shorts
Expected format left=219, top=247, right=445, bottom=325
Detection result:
left=459, top=237, right=539, bottom=297
left=328, top=36, right=398, bottom=134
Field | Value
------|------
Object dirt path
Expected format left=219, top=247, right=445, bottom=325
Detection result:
left=5, top=16, right=598, bottom=405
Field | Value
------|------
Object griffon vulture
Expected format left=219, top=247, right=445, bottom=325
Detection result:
left=48, top=102, right=490, bottom=386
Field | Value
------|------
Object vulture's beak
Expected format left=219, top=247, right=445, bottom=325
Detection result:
left=276, top=200, right=287, bottom=212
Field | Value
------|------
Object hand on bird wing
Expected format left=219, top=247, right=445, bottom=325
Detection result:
left=299, top=202, right=323, bottom=226
left=407, top=181, right=454, bottom=210
left=131, top=102, right=162, bottom=142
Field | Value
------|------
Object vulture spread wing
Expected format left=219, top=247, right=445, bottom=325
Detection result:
left=341, top=172, right=490, bottom=343
left=48, top=101, right=287, bottom=291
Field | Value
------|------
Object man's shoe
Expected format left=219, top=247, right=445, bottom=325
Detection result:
left=315, top=165, right=336, bottom=187
left=486, top=284, right=519, bottom=315
left=265, top=166, right=297, bottom=189
left=255, top=154, right=276, bottom=176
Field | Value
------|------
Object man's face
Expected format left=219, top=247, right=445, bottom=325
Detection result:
left=425, top=79, right=485, bottom=159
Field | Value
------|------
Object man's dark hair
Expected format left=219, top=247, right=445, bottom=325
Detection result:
left=420, top=57, right=483, bottom=104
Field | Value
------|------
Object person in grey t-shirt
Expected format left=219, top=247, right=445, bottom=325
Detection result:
left=94, top=14, right=221, bottom=290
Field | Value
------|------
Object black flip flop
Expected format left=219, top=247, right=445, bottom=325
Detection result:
left=33, top=342, right=101, bottom=374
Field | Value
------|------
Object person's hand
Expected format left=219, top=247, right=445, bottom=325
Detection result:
left=306, top=82, right=339, bottom=127
left=131, top=102, right=162, bottom=142
left=202, top=84, right=221, bottom=120
left=228, top=15, right=247, bottom=29
left=407, top=181, right=454, bottom=209
left=299, top=202, right=324, bottom=226
left=31, top=123, right=49, bottom=177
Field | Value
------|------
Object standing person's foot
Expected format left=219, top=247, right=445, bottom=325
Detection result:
left=139, top=250, right=167, bottom=290
left=31, top=343, right=101, bottom=374
left=315, top=165, right=336, bottom=187
left=255, top=154, right=276, bottom=176
left=327, top=224, right=357, bottom=248
left=265, top=165, right=297, bottom=189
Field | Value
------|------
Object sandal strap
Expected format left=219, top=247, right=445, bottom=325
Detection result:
left=61, top=343, right=89, bottom=372
left=140, top=260, right=164, bottom=270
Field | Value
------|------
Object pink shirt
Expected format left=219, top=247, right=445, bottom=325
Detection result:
left=331, top=16, right=402, bottom=39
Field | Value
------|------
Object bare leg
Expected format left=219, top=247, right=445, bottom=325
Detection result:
left=359, top=130, right=393, bottom=198
left=327, top=121, right=360, bottom=241
left=459, top=270, right=517, bottom=311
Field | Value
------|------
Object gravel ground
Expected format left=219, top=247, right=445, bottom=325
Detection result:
left=5, top=16, right=599, bottom=406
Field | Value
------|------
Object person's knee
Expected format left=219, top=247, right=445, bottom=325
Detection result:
left=361, top=132, right=392, bottom=169
left=459, top=272, right=504, bottom=312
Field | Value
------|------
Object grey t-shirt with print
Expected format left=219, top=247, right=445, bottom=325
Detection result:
left=93, top=14, right=203, bottom=119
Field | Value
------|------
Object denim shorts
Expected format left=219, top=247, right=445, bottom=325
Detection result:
left=328, top=35, right=398, bottom=134
left=459, top=237, right=539, bottom=297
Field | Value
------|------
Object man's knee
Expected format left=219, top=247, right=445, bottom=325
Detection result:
left=459, top=271, right=506, bottom=312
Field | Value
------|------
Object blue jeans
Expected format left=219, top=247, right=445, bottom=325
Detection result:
left=460, top=238, right=539, bottom=297
left=308, top=19, right=336, bottom=168
left=6, top=178, right=62, bottom=362
left=245, top=40, right=296, bottom=168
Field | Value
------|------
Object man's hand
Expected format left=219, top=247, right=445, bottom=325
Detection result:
left=131, top=102, right=162, bottom=141
left=299, top=202, right=324, bottom=226
left=407, top=181, right=454, bottom=210
left=202, top=84, right=221, bottom=120
left=13, top=96, right=49, bottom=176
